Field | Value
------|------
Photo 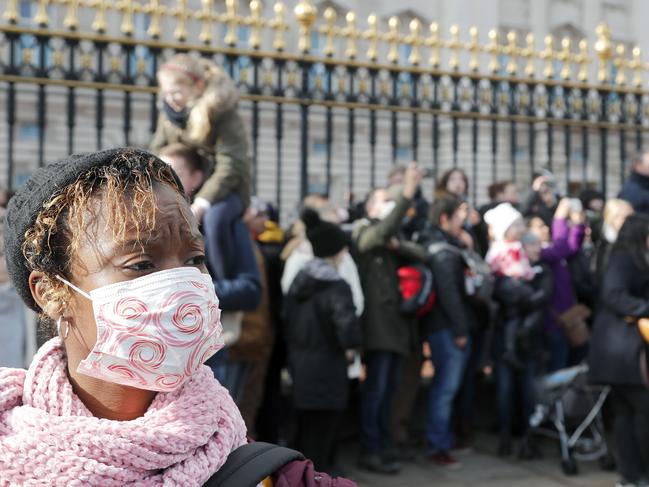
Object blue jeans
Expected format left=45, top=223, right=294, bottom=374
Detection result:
left=544, top=329, right=569, bottom=372
left=203, top=193, right=245, bottom=280
left=426, top=329, right=472, bottom=453
left=361, top=351, right=402, bottom=454
left=495, top=358, right=537, bottom=436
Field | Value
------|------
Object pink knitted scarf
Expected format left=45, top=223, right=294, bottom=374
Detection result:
left=0, top=337, right=247, bottom=486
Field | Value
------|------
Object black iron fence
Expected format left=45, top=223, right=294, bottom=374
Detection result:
left=2, top=0, right=649, bottom=216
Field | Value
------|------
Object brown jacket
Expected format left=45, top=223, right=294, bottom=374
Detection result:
left=150, top=61, right=251, bottom=207
left=228, top=244, right=274, bottom=362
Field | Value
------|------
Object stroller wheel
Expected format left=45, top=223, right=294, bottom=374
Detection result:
left=561, top=458, right=578, bottom=476
left=599, top=453, right=616, bottom=471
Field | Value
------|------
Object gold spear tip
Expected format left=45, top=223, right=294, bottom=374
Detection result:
left=294, top=0, right=317, bottom=21
left=346, top=10, right=356, bottom=23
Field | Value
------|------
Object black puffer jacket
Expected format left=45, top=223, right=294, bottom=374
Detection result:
left=283, top=259, right=361, bottom=411
left=589, top=251, right=649, bottom=386
left=492, top=264, right=553, bottom=355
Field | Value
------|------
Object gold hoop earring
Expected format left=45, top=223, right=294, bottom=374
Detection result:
left=56, top=316, right=70, bottom=340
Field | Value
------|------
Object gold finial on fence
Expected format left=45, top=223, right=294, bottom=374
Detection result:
left=34, top=0, right=50, bottom=27
left=522, top=33, right=535, bottom=77
left=63, top=0, right=80, bottom=30
left=448, top=24, right=461, bottom=71
left=559, top=37, right=572, bottom=80
left=145, top=0, right=163, bottom=38
left=467, top=26, right=479, bottom=72
left=505, top=30, right=518, bottom=75
left=631, top=46, right=642, bottom=87
left=365, top=13, right=379, bottom=61
left=344, top=11, right=359, bottom=60
left=428, top=22, right=441, bottom=68
left=270, top=1, right=288, bottom=51
left=576, top=39, right=590, bottom=82
left=294, top=0, right=317, bottom=53
left=595, top=22, right=613, bottom=83
left=224, top=0, right=238, bottom=47
left=487, top=29, right=500, bottom=73
left=90, top=0, right=106, bottom=33
left=3, top=0, right=18, bottom=24
left=614, top=44, right=627, bottom=85
left=541, top=35, right=555, bottom=78
left=198, top=0, right=213, bottom=44
left=117, top=0, right=136, bottom=36
left=322, top=7, right=337, bottom=57
left=405, top=18, right=423, bottom=65
left=387, top=16, right=401, bottom=64
left=173, top=0, right=189, bottom=41
left=249, top=0, right=264, bottom=49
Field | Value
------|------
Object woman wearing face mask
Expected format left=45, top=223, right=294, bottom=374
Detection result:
left=589, top=213, right=649, bottom=487
left=0, top=149, right=247, bottom=485
left=151, top=54, right=251, bottom=281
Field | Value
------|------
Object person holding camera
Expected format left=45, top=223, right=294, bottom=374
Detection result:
left=527, top=198, right=586, bottom=372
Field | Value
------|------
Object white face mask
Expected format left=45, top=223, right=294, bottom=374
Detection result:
left=376, top=200, right=396, bottom=220
left=56, top=267, right=223, bottom=392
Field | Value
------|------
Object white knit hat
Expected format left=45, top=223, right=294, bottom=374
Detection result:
left=484, top=203, right=523, bottom=242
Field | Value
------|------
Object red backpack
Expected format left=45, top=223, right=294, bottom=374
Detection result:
left=397, top=264, right=436, bottom=317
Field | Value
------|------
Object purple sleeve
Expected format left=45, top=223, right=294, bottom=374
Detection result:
left=567, top=223, right=586, bottom=256
left=540, top=219, right=571, bottom=263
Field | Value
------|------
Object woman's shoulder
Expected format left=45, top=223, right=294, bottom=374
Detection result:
left=0, top=367, right=26, bottom=412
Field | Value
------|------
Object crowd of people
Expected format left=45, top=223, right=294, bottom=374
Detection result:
left=2, top=53, right=649, bottom=486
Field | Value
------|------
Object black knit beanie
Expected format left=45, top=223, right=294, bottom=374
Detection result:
left=301, top=208, right=349, bottom=258
left=4, top=147, right=183, bottom=312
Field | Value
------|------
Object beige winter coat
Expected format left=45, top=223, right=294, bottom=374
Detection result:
left=150, top=62, right=251, bottom=207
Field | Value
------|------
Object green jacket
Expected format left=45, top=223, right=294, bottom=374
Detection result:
left=352, top=193, right=427, bottom=356
left=150, top=64, right=251, bottom=207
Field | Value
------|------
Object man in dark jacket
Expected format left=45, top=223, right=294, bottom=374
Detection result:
left=353, top=165, right=427, bottom=474
left=619, top=150, right=649, bottom=214
left=417, top=195, right=476, bottom=469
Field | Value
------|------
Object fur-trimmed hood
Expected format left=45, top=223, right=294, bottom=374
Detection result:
left=160, top=60, right=240, bottom=145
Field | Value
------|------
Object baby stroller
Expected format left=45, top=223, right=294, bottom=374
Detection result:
left=524, top=364, right=615, bottom=475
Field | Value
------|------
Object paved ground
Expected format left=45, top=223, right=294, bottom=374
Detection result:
left=339, top=435, right=618, bottom=487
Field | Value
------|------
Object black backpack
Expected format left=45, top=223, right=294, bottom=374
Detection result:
left=203, top=442, right=303, bottom=487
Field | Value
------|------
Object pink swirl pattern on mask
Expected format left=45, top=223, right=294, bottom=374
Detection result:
left=185, top=331, right=223, bottom=376
left=155, top=374, right=184, bottom=390
left=128, top=339, right=167, bottom=373
left=80, top=269, right=222, bottom=392
left=153, top=291, right=208, bottom=348
left=99, top=297, right=150, bottom=332
left=106, top=363, right=148, bottom=387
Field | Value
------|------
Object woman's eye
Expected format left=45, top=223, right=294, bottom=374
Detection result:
left=127, top=261, right=155, bottom=271
left=186, top=255, right=206, bottom=266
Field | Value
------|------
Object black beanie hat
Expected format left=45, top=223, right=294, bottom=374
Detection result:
left=4, top=147, right=184, bottom=312
left=301, top=208, right=349, bottom=258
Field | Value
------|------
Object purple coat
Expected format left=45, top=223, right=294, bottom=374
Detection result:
left=541, top=218, right=586, bottom=332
